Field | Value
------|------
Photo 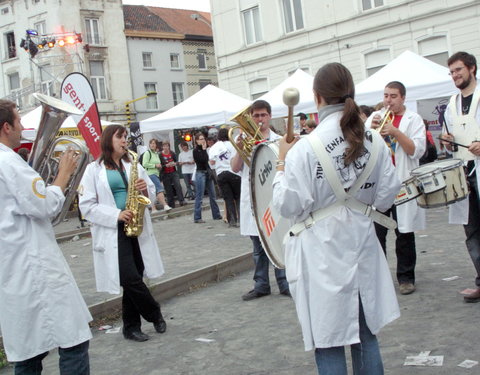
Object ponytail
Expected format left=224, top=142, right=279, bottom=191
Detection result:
left=313, top=63, right=365, bottom=166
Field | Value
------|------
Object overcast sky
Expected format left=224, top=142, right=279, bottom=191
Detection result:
left=122, top=0, right=211, bottom=12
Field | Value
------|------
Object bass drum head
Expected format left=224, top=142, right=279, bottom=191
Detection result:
left=250, top=141, right=289, bottom=269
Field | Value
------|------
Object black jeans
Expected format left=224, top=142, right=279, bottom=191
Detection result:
left=162, top=172, right=184, bottom=208
left=464, top=174, right=480, bottom=287
left=374, top=205, right=416, bottom=284
left=14, top=341, right=90, bottom=375
left=118, top=223, right=161, bottom=334
left=217, top=171, right=241, bottom=224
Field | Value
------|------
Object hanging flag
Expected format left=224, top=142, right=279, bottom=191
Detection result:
left=61, top=73, right=102, bottom=159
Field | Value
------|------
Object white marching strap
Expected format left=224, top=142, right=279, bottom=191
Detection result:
left=289, top=131, right=397, bottom=237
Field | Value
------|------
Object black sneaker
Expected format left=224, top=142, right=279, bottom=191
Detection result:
left=153, top=319, right=167, bottom=334
left=242, top=289, right=270, bottom=301
left=123, top=330, right=149, bottom=342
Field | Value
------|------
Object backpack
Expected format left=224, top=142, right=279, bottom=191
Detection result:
left=138, top=150, right=151, bottom=166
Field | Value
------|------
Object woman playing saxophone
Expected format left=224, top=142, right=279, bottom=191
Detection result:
left=79, top=125, right=167, bottom=342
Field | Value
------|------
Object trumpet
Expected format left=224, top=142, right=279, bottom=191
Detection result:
left=228, top=105, right=264, bottom=167
left=377, top=106, right=395, bottom=132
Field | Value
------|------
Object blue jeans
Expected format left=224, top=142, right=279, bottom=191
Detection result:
left=314, top=301, right=383, bottom=375
left=194, top=170, right=221, bottom=221
left=15, top=340, right=90, bottom=375
left=250, top=236, right=288, bottom=293
left=149, top=174, right=164, bottom=194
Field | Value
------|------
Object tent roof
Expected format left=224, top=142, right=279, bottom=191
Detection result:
left=140, top=84, right=251, bottom=133
left=258, top=69, right=317, bottom=118
left=355, top=50, right=457, bottom=105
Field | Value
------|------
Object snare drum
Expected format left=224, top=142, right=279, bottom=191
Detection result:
left=411, top=159, right=468, bottom=208
left=395, top=176, right=421, bottom=205
left=250, top=141, right=289, bottom=269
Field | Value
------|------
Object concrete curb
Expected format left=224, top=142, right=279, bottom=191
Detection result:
left=88, top=252, right=253, bottom=320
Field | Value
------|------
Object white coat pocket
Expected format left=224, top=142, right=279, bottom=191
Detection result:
left=284, top=237, right=302, bottom=283
left=91, top=225, right=107, bottom=253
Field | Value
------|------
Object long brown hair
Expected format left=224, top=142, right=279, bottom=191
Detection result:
left=313, top=62, right=364, bottom=165
left=99, top=125, right=129, bottom=169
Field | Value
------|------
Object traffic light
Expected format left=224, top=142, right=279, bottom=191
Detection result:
left=183, top=133, right=192, bottom=142
left=28, top=40, right=38, bottom=58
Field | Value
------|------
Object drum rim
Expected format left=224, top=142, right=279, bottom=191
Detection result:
left=250, top=141, right=285, bottom=269
left=417, top=194, right=468, bottom=208
left=412, top=158, right=464, bottom=174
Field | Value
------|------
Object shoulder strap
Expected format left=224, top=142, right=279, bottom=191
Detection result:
left=114, top=162, right=129, bottom=189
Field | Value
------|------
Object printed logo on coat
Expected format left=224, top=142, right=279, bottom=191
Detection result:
left=32, top=177, right=46, bottom=198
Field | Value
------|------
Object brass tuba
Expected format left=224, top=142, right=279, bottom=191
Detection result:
left=29, top=93, right=90, bottom=226
left=228, top=105, right=264, bottom=167
left=124, top=149, right=151, bottom=237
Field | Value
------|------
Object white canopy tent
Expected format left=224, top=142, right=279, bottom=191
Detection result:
left=139, top=84, right=251, bottom=134
left=21, top=105, right=118, bottom=141
left=258, top=69, right=317, bottom=119
left=355, top=50, right=457, bottom=106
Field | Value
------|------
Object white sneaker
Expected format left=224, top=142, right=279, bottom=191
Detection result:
left=163, top=205, right=172, bottom=212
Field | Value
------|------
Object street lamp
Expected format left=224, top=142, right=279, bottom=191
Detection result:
left=190, top=13, right=212, bottom=28
left=124, top=91, right=157, bottom=127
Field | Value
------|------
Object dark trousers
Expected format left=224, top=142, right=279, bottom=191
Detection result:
left=118, top=223, right=161, bottom=334
left=374, top=205, right=416, bottom=284
left=464, top=174, right=480, bottom=287
left=250, top=236, right=289, bottom=294
left=162, top=172, right=184, bottom=208
left=14, top=341, right=90, bottom=375
left=217, top=171, right=241, bottom=224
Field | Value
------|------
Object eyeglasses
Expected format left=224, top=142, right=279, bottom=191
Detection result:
left=449, top=66, right=465, bottom=76
left=252, top=113, right=269, bottom=119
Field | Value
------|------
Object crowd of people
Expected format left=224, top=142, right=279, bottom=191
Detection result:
left=1, top=50, right=479, bottom=374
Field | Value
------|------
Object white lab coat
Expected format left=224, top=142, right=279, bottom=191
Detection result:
left=445, top=86, right=480, bottom=224
left=365, top=108, right=426, bottom=232
left=79, top=159, right=164, bottom=295
left=272, top=112, right=400, bottom=351
left=235, top=130, right=281, bottom=236
left=0, top=144, right=92, bottom=362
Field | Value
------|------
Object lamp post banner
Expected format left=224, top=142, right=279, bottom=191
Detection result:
left=61, top=72, right=102, bottom=159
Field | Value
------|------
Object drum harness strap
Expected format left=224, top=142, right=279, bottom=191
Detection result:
left=288, top=131, right=397, bottom=237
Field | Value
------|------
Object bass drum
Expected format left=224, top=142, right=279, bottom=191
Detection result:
left=250, top=141, right=289, bottom=269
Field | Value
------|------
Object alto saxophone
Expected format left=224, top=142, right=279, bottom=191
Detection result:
left=124, top=149, right=151, bottom=237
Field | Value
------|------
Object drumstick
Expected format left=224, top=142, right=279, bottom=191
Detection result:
left=437, top=136, right=469, bottom=149
left=283, top=87, right=300, bottom=143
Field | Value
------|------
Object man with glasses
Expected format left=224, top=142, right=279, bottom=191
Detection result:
left=441, top=51, right=480, bottom=303
left=231, top=100, right=290, bottom=301
left=365, top=81, right=426, bottom=296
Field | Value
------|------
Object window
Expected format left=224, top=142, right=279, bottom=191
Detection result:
left=197, top=49, right=207, bottom=70
left=172, top=82, right=184, bottom=105
left=418, top=36, right=449, bottom=67
left=8, top=72, right=22, bottom=107
left=89, top=61, right=107, bottom=100
left=170, top=53, right=180, bottom=69
left=85, top=18, right=101, bottom=45
left=34, top=21, right=46, bottom=36
left=282, top=0, right=304, bottom=33
left=40, top=65, right=53, bottom=96
left=144, top=83, right=158, bottom=110
left=199, top=79, right=211, bottom=89
left=1, top=7, right=9, bottom=15
left=249, top=78, right=268, bottom=100
left=364, top=49, right=390, bottom=77
left=5, top=32, right=16, bottom=59
left=142, top=52, right=153, bottom=69
left=242, top=7, right=263, bottom=45
left=362, top=0, right=384, bottom=11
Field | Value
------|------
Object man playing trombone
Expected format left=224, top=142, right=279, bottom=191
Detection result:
left=365, top=81, right=426, bottom=295
left=0, top=99, right=92, bottom=374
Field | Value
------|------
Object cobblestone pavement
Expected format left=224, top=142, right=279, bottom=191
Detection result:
left=1, top=207, right=479, bottom=374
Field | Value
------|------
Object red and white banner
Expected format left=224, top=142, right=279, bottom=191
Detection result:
left=61, top=73, right=102, bottom=159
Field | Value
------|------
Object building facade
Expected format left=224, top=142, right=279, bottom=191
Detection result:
left=210, top=0, right=480, bottom=101
left=0, top=0, right=133, bottom=121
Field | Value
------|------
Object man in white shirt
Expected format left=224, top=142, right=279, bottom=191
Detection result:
left=178, top=141, right=195, bottom=200
left=0, top=99, right=92, bottom=374
left=441, top=51, right=480, bottom=303
left=231, top=100, right=290, bottom=300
